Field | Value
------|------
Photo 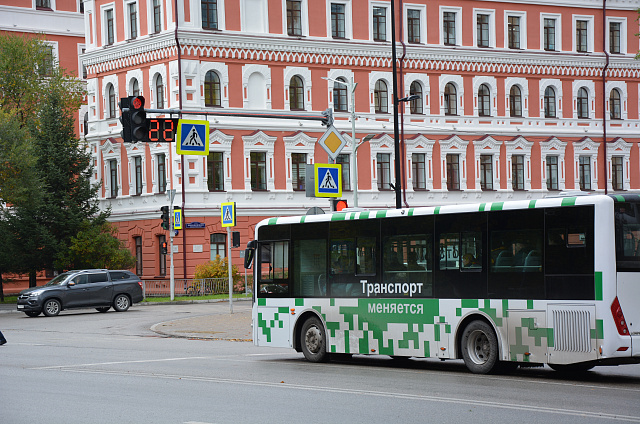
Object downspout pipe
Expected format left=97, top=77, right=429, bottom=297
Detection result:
left=602, top=0, right=609, bottom=194
left=174, top=0, right=186, bottom=277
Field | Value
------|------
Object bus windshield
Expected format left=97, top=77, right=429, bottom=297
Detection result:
left=615, top=198, right=640, bottom=270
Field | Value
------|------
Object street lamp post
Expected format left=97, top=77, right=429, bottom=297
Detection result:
left=390, top=0, right=402, bottom=209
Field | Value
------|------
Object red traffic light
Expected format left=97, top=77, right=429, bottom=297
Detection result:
left=333, top=199, right=348, bottom=212
left=131, top=96, right=144, bottom=110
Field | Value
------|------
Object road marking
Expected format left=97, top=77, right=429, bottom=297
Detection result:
left=34, top=366, right=640, bottom=422
left=31, top=356, right=210, bottom=370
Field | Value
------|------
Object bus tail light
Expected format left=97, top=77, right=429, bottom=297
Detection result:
left=611, top=297, right=630, bottom=336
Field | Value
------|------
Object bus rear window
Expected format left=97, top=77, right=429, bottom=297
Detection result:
left=615, top=201, right=640, bottom=270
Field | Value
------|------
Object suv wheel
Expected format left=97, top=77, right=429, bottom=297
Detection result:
left=42, top=299, right=61, bottom=317
left=113, top=294, right=130, bottom=312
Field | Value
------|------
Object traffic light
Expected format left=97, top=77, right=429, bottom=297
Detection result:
left=160, top=206, right=170, bottom=230
left=118, top=97, right=132, bottom=143
left=232, top=231, right=240, bottom=248
left=161, top=241, right=168, bottom=255
left=332, top=199, right=348, bottom=212
left=130, top=96, right=148, bottom=142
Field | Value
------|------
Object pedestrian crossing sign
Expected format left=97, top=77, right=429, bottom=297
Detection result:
left=314, top=163, right=342, bottom=198
left=176, top=119, right=210, bottom=155
left=221, top=202, right=236, bottom=227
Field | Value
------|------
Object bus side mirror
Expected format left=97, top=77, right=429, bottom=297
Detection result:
left=244, top=240, right=256, bottom=269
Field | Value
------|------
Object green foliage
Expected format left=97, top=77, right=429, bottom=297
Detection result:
left=194, top=256, right=245, bottom=292
left=55, top=221, right=136, bottom=270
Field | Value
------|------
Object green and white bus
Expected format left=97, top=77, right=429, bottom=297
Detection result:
left=244, top=194, right=640, bottom=374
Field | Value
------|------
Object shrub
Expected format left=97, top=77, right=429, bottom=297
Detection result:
left=194, top=256, right=245, bottom=293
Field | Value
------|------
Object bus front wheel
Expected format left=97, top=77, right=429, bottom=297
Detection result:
left=300, top=316, right=328, bottom=363
left=461, top=320, right=499, bottom=374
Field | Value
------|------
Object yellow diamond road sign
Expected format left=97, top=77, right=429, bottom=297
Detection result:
left=318, top=125, right=347, bottom=161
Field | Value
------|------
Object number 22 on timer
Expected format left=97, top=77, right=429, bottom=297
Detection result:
left=149, top=118, right=176, bottom=142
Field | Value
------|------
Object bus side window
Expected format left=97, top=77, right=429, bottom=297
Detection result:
left=258, top=241, right=290, bottom=295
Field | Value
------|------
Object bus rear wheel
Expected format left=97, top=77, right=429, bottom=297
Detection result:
left=300, top=316, right=328, bottom=363
left=461, top=320, right=499, bottom=374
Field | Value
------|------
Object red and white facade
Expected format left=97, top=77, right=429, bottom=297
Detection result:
left=79, top=0, right=639, bottom=280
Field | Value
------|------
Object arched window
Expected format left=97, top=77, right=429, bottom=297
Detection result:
left=544, top=86, right=556, bottom=118
left=610, top=88, right=621, bottom=120
left=107, top=84, right=116, bottom=118
left=289, top=75, right=304, bottom=110
left=444, top=83, right=457, bottom=116
left=131, top=79, right=140, bottom=97
left=155, top=75, right=164, bottom=109
left=509, top=85, right=522, bottom=117
left=333, top=77, right=348, bottom=112
left=409, top=81, right=423, bottom=114
left=83, top=112, right=89, bottom=136
left=204, top=70, right=221, bottom=107
left=374, top=79, right=388, bottom=113
left=478, top=83, right=490, bottom=116
left=577, top=87, right=589, bottom=119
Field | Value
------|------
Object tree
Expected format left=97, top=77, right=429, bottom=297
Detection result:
left=55, top=222, right=136, bottom=270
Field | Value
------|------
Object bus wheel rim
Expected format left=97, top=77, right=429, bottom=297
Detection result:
left=467, top=329, right=490, bottom=365
left=305, top=325, right=322, bottom=354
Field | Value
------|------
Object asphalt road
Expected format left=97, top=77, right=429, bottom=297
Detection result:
left=1, top=302, right=640, bottom=424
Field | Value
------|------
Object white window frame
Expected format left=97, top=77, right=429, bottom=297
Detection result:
left=405, top=135, right=435, bottom=193
left=404, top=73, right=430, bottom=115
left=606, top=17, right=626, bottom=55
left=100, top=140, right=122, bottom=200
left=284, top=67, right=312, bottom=111
left=283, top=0, right=309, bottom=37
left=148, top=143, right=170, bottom=194
left=242, top=131, right=277, bottom=193
left=205, top=129, right=234, bottom=193
left=573, top=138, right=599, bottom=192
left=504, top=11, right=526, bottom=50
left=439, top=75, right=464, bottom=116
left=369, top=134, right=395, bottom=193
left=126, top=69, right=143, bottom=96
left=403, top=3, right=426, bottom=44
left=606, top=81, right=627, bottom=120
left=201, top=62, right=230, bottom=108
left=505, top=136, right=533, bottom=192
left=539, top=137, right=567, bottom=192
left=540, top=13, right=562, bottom=51
left=439, top=135, right=467, bottom=192
left=473, top=135, right=501, bottom=192
left=283, top=132, right=316, bottom=192
left=573, top=15, right=594, bottom=53
left=326, top=0, right=352, bottom=40
left=505, top=77, right=529, bottom=118
left=77, top=44, right=86, bottom=80
left=606, top=138, right=631, bottom=192
left=572, top=80, right=596, bottom=120
left=540, top=79, right=563, bottom=119
left=472, top=76, right=497, bottom=117
left=101, top=74, right=119, bottom=120
left=124, top=0, right=140, bottom=40
left=473, top=8, right=496, bottom=48
left=327, top=69, right=354, bottom=112
left=100, top=3, right=117, bottom=46
left=147, top=0, right=164, bottom=34
left=370, top=1, right=391, bottom=42
left=369, top=71, right=393, bottom=114
left=33, top=0, right=57, bottom=9
left=126, top=145, right=147, bottom=196
left=149, top=65, right=167, bottom=109
left=240, top=0, right=268, bottom=34
left=440, top=6, right=462, bottom=46
left=198, top=0, right=226, bottom=31
left=242, top=64, right=271, bottom=110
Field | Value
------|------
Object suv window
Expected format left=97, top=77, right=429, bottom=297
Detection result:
left=109, top=271, right=135, bottom=280
left=88, top=272, right=109, bottom=283
left=71, top=274, right=89, bottom=285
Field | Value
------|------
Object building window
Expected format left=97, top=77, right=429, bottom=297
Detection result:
left=38, top=44, right=54, bottom=77
left=407, top=9, right=421, bottom=43
left=509, top=85, right=522, bottom=117
left=477, top=14, right=489, bottom=48
left=153, top=0, right=162, bottom=34
left=134, top=156, right=143, bottom=195
left=412, top=153, right=426, bottom=190
left=546, top=155, right=558, bottom=190
left=444, top=83, right=457, bottom=116
left=205, top=70, right=221, bottom=107
left=446, top=154, right=460, bottom=191
left=36, top=0, right=51, bottom=9
left=579, top=156, right=591, bottom=190
left=289, top=76, right=304, bottom=110
left=250, top=152, right=267, bottom=190
left=207, top=152, right=224, bottom=191
left=202, top=0, right=218, bottom=30
left=576, top=20, right=588, bottom=52
left=333, top=77, right=348, bottom=112
left=443, top=12, right=456, bottom=45
left=409, top=81, right=423, bottom=114
left=157, top=153, right=166, bottom=193
left=478, top=84, right=490, bottom=117
left=83, top=112, right=89, bottom=136
left=105, top=9, right=115, bottom=45
left=373, top=7, right=386, bottom=42
left=155, top=76, right=164, bottom=109
left=374, top=79, right=388, bottom=113
left=543, top=18, right=556, bottom=51
left=512, top=155, right=524, bottom=190
left=577, top=87, right=589, bottom=119
left=334, top=154, right=351, bottom=191
left=81, top=47, right=87, bottom=79
left=158, top=235, right=166, bottom=276
left=480, top=154, right=493, bottom=190
left=377, top=153, right=391, bottom=190
left=134, top=236, right=142, bottom=276
left=109, top=159, right=118, bottom=198
left=128, top=3, right=138, bottom=39
left=544, top=86, right=556, bottom=118
left=331, top=3, right=345, bottom=38
left=612, top=156, right=623, bottom=191
left=287, top=0, right=302, bottom=36
left=508, top=16, right=520, bottom=49
left=107, top=84, right=116, bottom=119
left=291, top=153, right=306, bottom=191
left=610, top=88, right=621, bottom=120
left=609, top=22, right=621, bottom=54
left=210, top=233, right=226, bottom=260
left=131, top=79, right=140, bottom=97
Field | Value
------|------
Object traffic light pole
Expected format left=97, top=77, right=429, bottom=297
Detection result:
left=169, top=189, right=176, bottom=301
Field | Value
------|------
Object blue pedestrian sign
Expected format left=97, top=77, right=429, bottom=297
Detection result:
left=173, top=208, right=183, bottom=230
left=314, top=163, right=342, bottom=198
left=221, top=202, right=236, bottom=227
left=176, top=119, right=210, bottom=155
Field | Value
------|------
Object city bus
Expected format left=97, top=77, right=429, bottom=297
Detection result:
left=244, top=194, right=640, bottom=374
